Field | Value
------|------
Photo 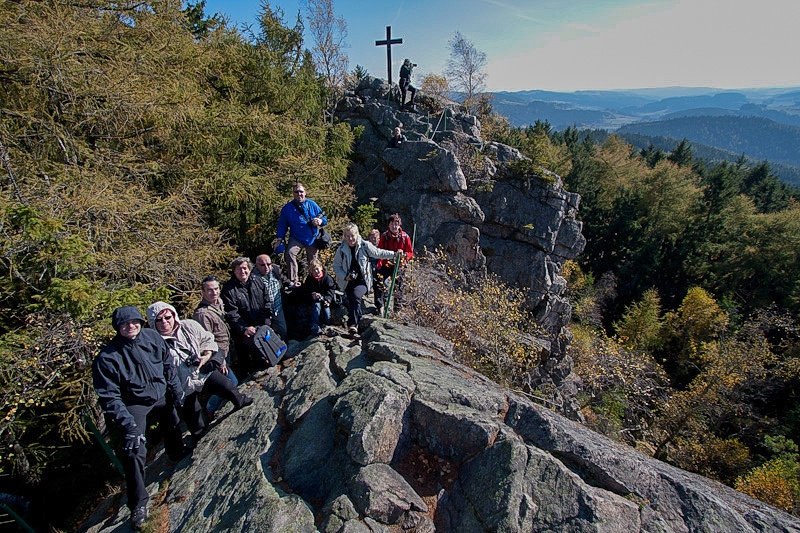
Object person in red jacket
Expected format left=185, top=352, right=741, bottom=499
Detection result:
left=375, top=213, right=414, bottom=314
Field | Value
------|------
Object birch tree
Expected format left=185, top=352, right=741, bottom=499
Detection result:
left=445, top=31, right=487, bottom=111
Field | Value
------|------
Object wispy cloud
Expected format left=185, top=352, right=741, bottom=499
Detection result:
left=480, top=0, right=547, bottom=25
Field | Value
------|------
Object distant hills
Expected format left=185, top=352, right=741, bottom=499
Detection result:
left=490, top=87, right=800, bottom=185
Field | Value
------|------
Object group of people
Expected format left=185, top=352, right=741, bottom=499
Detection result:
left=92, top=182, right=414, bottom=530
left=92, top=302, right=254, bottom=530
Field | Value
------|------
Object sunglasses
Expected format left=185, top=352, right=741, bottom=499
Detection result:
left=155, top=315, right=173, bottom=323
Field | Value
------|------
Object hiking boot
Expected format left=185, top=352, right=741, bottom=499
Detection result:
left=168, top=446, right=191, bottom=463
left=233, top=395, right=254, bottom=412
left=348, top=326, right=358, bottom=336
left=131, top=504, right=148, bottom=530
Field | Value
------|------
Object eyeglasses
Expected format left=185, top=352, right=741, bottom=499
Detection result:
left=155, top=315, right=173, bottom=323
left=293, top=189, right=305, bottom=194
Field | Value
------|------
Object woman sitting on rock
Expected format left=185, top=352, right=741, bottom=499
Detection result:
left=146, top=301, right=253, bottom=441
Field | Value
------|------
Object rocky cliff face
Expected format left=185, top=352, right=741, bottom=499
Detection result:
left=335, top=78, right=585, bottom=413
left=84, top=321, right=800, bottom=533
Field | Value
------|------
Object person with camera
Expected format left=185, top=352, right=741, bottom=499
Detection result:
left=273, top=182, right=327, bottom=287
left=92, top=305, right=188, bottom=530
left=147, top=301, right=253, bottom=443
left=333, top=223, right=400, bottom=336
left=399, top=58, right=417, bottom=110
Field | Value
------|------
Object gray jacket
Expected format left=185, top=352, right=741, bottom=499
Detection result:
left=147, top=302, right=218, bottom=395
left=333, top=237, right=395, bottom=292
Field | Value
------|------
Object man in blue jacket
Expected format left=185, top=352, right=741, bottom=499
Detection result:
left=92, top=306, right=187, bottom=530
left=273, top=182, right=327, bottom=286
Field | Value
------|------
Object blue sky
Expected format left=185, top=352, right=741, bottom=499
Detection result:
left=200, top=0, right=800, bottom=92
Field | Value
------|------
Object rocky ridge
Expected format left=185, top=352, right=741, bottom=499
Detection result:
left=334, top=78, right=585, bottom=414
left=83, top=319, right=800, bottom=532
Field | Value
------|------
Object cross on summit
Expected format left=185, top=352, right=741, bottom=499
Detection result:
left=375, top=26, right=402, bottom=86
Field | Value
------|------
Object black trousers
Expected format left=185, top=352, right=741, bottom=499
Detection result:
left=123, top=397, right=183, bottom=510
left=399, top=77, right=416, bottom=105
left=180, top=370, right=247, bottom=437
left=374, top=266, right=405, bottom=311
left=345, top=280, right=368, bottom=327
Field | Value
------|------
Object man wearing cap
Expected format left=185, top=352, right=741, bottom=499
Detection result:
left=92, top=305, right=187, bottom=531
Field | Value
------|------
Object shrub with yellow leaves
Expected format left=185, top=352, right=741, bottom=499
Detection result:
left=399, top=248, right=549, bottom=394
left=736, top=458, right=800, bottom=514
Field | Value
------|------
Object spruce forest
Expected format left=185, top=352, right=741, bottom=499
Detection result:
left=2, top=0, right=800, bottom=529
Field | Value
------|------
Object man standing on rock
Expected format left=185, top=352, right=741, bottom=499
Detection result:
left=273, top=182, right=327, bottom=287
left=399, top=59, right=417, bottom=110
left=92, top=305, right=187, bottom=531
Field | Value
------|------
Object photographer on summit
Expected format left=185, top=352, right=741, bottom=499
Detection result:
left=399, top=58, right=417, bottom=110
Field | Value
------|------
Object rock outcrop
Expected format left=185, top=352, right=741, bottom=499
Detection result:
left=83, top=321, right=800, bottom=533
left=335, top=78, right=585, bottom=413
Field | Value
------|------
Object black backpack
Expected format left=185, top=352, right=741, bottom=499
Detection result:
left=253, top=325, right=287, bottom=366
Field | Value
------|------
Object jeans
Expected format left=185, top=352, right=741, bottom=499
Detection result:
left=311, top=301, right=331, bottom=333
left=271, top=309, right=288, bottom=341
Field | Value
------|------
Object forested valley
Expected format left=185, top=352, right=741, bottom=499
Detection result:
left=3, top=0, right=800, bottom=529
left=491, top=119, right=800, bottom=515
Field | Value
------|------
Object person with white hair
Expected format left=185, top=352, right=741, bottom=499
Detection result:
left=333, top=223, right=400, bottom=335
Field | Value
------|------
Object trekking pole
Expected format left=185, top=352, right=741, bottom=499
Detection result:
left=83, top=411, right=124, bottom=476
left=383, top=257, right=401, bottom=319
left=0, top=502, right=35, bottom=533
left=383, top=224, right=416, bottom=319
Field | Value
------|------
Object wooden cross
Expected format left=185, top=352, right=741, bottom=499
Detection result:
left=375, top=26, right=403, bottom=85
